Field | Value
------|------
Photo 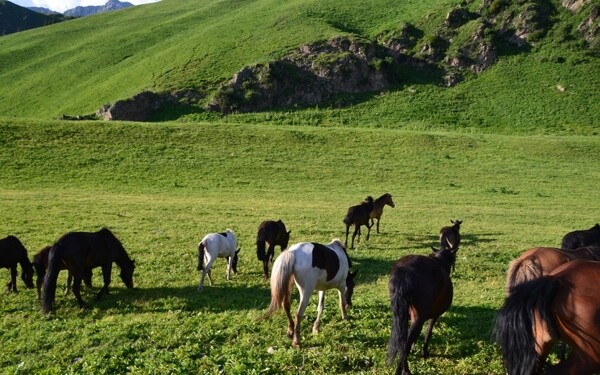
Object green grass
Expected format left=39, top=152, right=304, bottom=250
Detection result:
left=1, top=119, right=599, bottom=373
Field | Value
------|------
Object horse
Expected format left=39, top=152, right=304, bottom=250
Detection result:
left=388, top=245, right=458, bottom=375
left=494, top=260, right=600, bottom=375
left=256, top=220, right=291, bottom=278
left=369, top=193, right=396, bottom=234
left=0, top=235, right=34, bottom=293
left=197, top=229, right=240, bottom=291
left=42, top=228, right=135, bottom=313
left=343, top=196, right=374, bottom=249
left=505, top=246, right=600, bottom=296
left=561, top=223, right=600, bottom=250
left=264, top=239, right=358, bottom=348
left=439, top=219, right=462, bottom=251
left=32, top=245, right=93, bottom=300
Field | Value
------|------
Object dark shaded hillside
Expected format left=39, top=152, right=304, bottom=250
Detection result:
left=0, top=0, right=66, bottom=35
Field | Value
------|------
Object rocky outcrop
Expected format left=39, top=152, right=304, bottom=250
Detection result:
left=562, top=0, right=590, bottom=12
left=578, top=5, right=600, bottom=53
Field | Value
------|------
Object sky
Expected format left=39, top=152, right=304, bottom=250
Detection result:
left=11, top=0, right=160, bottom=13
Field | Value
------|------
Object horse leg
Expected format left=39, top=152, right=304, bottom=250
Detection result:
left=351, top=226, right=359, bottom=249
left=36, top=270, right=44, bottom=300
left=313, top=291, right=325, bottom=334
left=96, top=263, right=112, bottom=300
left=65, top=271, right=73, bottom=296
left=398, top=318, right=426, bottom=375
left=366, top=222, right=372, bottom=241
left=7, top=265, right=17, bottom=292
left=337, top=288, right=348, bottom=320
left=376, top=218, right=381, bottom=234
left=226, top=257, right=232, bottom=281
left=293, top=285, right=314, bottom=348
left=72, top=276, right=89, bottom=309
left=198, top=256, right=216, bottom=291
left=345, top=225, right=350, bottom=248
left=283, top=287, right=295, bottom=339
left=421, top=318, right=437, bottom=358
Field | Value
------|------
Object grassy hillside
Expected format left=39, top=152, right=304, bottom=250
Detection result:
left=0, top=0, right=598, bottom=132
left=1, top=119, right=600, bottom=373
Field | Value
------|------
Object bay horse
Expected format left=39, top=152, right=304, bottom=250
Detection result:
left=505, top=246, right=600, bottom=296
left=439, top=219, right=462, bottom=251
left=343, top=196, right=374, bottom=249
left=197, top=229, right=240, bottom=291
left=0, top=235, right=34, bottom=293
left=256, top=219, right=291, bottom=278
left=388, top=245, right=458, bottom=375
left=494, top=260, right=600, bottom=375
left=42, top=228, right=135, bottom=313
left=561, top=223, right=600, bottom=250
left=264, top=239, right=358, bottom=348
left=370, top=193, right=396, bottom=234
left=32, top=245, right=93, bottom=300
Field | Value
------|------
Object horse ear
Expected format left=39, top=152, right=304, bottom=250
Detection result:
left=287, top=230, right=291, bottom=235
left=351, top=269, right=359, bottom=278
left=236, top=248, right=241, bottom=254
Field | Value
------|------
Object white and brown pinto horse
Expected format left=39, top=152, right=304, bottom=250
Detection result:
left=264, top=239, right=358, bottom=348
left=197, top=229, right=240, bottom=291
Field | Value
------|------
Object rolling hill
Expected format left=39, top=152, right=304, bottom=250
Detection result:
left=0, top=0, right=598, bottom=133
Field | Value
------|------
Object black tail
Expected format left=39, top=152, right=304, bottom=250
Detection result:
left=42, top=244, right=63, bottom=314
left=256, top=230, right=266, bottom=261
left=388, top=268, right=412, bottom=367
left=343, top=208, right=355, bottom=226
left=493, top=276, right=560, bottom=375
left=197, top=242, right=205, bottom=271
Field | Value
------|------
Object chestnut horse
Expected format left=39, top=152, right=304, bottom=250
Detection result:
left=264, top=239, right=357, bottom=348
left=0, top=235, right=34, bottom=293
left=561, top=223, right=600, bottom=250
left=505, top=246, right=600, bottom=296
left=495, top=260, right=600, bottom=375
left=388, top=246, right=458, bottom=375
left=369, top=193, right=396, bottom=234
left=256, top=220, right=291, bottom=278
left=343, top=196, right=374, bottom=249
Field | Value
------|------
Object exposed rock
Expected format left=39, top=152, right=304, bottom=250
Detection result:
left=378, top=23, right=421, bottom=56
left=578, top=5, right=600, bottom=53
left=446, top=24, right=497, bottom=73
left=446, top=7, right=478, bottom=29
left=562, top=0, right=590, bottom=12
left=97, top=91, right=170, bottom=121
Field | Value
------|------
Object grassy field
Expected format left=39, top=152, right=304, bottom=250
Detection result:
left=1, top=119, right=599, bottom=374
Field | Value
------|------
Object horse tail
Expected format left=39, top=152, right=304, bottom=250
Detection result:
left=256, top=228, right=266, bottom=261
left=197, top=242, right=205, bottom=271
left=42, top=244, right=63, bottom=313
left=264, top=250, right=295, bottom=319
left=505, top=257, right=542, bottom=296
left=494, top=276, right=560, bottom=375
left=387, top=267, right=412, bottom=365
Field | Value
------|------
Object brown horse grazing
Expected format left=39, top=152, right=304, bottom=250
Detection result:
left=369, top=193, right=395, bottom=234
left=505, top=246, right=600, bottom=296
left=0, top=235, right=34, bottom=293
left=561, top=223, right=600, bottom=250
left=343, top=196, right=374, bottom=249
left=388, top=246, right=458, bottom=375
left=32, top=246, right=93, bottom=300
left=494, top=260, right=600, bottom=375
left=439, top=220, right=462, bottom=251
left=256, top=220, right=291, bottom=278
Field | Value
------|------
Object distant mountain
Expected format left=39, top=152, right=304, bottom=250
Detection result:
left=0, top=0, right=66, bottom=36
left=27, top=6, right=60, bottom=15
left=63, top=0, right=134, bottom=17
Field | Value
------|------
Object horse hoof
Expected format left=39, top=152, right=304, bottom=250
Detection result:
left=287, top=331, right=294, bottom=339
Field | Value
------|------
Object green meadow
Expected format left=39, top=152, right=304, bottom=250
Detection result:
left=1, top=120, right=599, bottom=374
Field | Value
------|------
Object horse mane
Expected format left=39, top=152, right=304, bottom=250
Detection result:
left=330, top=239, right=352, bottom=268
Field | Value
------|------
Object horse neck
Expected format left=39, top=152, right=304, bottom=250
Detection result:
left=434, top=251, right=455, bottom=274
left=18, top=254, right=33, bottom=272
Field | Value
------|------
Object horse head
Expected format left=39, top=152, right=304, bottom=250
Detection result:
left=231, top=249, right=241, bottom=274
left=451, top=219, right=463, bottom=229
left=20, top=263, right=35, bottom=289
left=119, top=258, right=136, bottom=288
left=345, top=269, right=359, bottom=309
left=385, top=193, right=395, bottom=208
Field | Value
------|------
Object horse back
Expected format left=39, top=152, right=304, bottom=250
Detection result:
left=258, top=221, right=285, bottom=244
left=203, top=231, right=237, bottom=257
left=291, top=242, right=348, bottom=289
left=52, top=231, right=115, bottom=271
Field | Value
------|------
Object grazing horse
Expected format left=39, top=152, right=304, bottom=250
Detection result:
left=370, top=193, right=396, bottom=234
left=494, top=260, right=600, bottom=375
left=32, top=246, right=93, bottom=300
left=561, top=223, right=600, bottom=250
left=197, top=229, right=240, bottom=291
left=388, top=246, right=458, bottom=375
left=256, top=220, right=291, bottom=278
left=505, top=246, right=600, bottom=296
left=42, top=228, right=135, bottom=313
left=264, top=239, right=358, bottom=348
left=439, top=219, right=462, bottom=251
left=344, top=196, right=374, bottom=249
left=0, top=235, right=34, bottom=293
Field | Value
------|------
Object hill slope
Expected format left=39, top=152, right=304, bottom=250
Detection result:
left=0, top=0, right=598, bottom=132
left=0, top=0, right=66, bottom=35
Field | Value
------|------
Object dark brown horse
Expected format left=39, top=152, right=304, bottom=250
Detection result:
left=439, top=219, right=462, bottom=251
left=32, top=245, right=93, bottom=300
left=0, top=235, right=34, bottom=293
left=42, top=228, right=135, bottom=313
left=343, top=196, right=374, bottom=249
left=256, top=220, right=291, bottom=278
left=495, top=260, right=600, bottom=375
left=388, top=246, right=458, bottom=375
left=505, top=246, right=600, bottom=296
left=561, top=223, right=600, bottom=250
left=369, top=193, right=395, bottom=234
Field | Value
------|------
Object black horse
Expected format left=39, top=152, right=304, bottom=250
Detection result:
left=0, top=235, right=34, bottom=293
left=388, top=246, right=458, bottom=375
left=561, top=223, right=600, bottom=250
left=42, top=228, right=135, bottom=313
left=439, top=219, right=462, bottom=251
left=32, top=245, right=93, bottom=300
left=343, top=196, right=374, bottom=249
left=256, top=220, right=291, bottom=278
